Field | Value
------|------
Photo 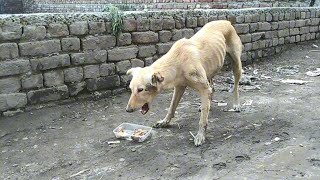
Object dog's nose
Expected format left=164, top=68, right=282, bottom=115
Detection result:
left=126, top=107, right=134, bottom=113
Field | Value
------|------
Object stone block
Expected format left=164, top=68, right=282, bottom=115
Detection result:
left=30, top=54, right=70, bottom=71
left=0, top=43, right=19, bottom=60
left=250, top=23, right=258, bottom=33
left=258, top=22, right=271, bottom=31
left=266, top=13, right=272, bottom=22
left=100, top=63, right=116, bottom=76
left=251, top=32, right=265, bottom=42
left=295, top=20, right=306, bottom=27
left=234, top=24, right=250, bottom=34
left=27, top=85, right=69, bottom=104
left=132, top=31, right=159, bottom=44
left=300, top=27, right=310, bottom=34
left=69, top=21, right=88, bottom=35
left=0, top=77, right=21, bottom=94
left=120, top=75, right=132, bottom=87
left=239, top=34, right=251, bottom=43
left=88, top=21, right=106, bottom=34
left=61, top=37, right=80, bottom=51
left=162, top=18, right=175, bottom=30
left=272, top=38, right=279, bottom=46
left=82, top=35, right=116, bottom=50
left=84, top=65, right=100, bottom=79
left=265, top=31, right=277, bottom=39
left=137, top=18, right=150, bottom=31
left=157, top=42, right=174, bottom=55
left=290, top=28, right=300, bottom=36
left=117, top=33, right=132, bottom=46
left=71, top=50, right=107, bottom=65
left=278, top=29, right=290, bottom=37
left=159, top=30, right=172, bottom=43
left=244, top=43, right=252, bottom=51
left=123, top=19, right=137, bottom=32
left=186, top=17, right=197, bottom=28
left=236, top=15, right=245, bottom=23
left=21, top=26, right=46, bottom=41
left=172, top=29, right=183, bottom=41
left=183, top=29, right=194, bottom=38
left=131, top=59, right=144, bottom=68
left=86, top=75, right=120, bottom=91
left=197, top=17, right=208, bottom=26
left=0, top=93, right=27, bottom=111
left=311, top=18, right=320, bottom=26
left=150, top=19, right=163, bottom=31
left=64, top=67, right=83, bottom=83
left=175, top=16, right=186, bottom=29
left=271, top=22, right=278, bottom=30
left=44, top=70, right=64, bottom=87
left=138, top=45, right=156, bottom=58
left=21, top=74, right=43, bottom=89
left=0, top=59, right=30, bottom=77
left=68, top=81, right=86, bottom=96
left=108, top=46, right=138, bottom=62
left=278, top=21, right=289, bottom=29
left=19, top=40, right=61, bottom=56
left=0, top=23, right=22, bottom=41
left=116, top=60, right=132, bottom=74
left=144, top=57, right=153, bottom=66
left=47, top=23, right=69, bottom=37
left=289, top=21, right=296, bottom=28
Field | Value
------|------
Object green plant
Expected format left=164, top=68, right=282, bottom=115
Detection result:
left=104, top=5, right=124, bottom=37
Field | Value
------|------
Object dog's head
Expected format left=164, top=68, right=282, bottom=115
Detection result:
left=126, top=67, right=164, bottom=115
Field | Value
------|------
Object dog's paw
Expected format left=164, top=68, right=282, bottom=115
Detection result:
left=194, top=133, right=206, bottom=146
left=233, top=104, right=241, bottom=112
left=153, top=119, right=170, bottom=128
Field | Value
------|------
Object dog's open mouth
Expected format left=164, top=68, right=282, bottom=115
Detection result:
left=140, top=103, right=149, bottom=115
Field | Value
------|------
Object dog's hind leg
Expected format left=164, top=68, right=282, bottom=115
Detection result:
left=227, top=36, right=243, bottom=112
left=154, top=86, right=186, bottom=128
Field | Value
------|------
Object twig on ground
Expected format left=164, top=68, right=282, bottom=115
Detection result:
left=69, top=169, right=90, bottom=178
left=189, top=131, right=195, bottom=139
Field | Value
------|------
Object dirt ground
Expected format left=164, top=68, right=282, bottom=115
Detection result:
left=1, top=40, right=320, bottom=180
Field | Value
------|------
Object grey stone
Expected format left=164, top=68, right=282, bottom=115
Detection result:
left=244, top=15, right=252, bottom=23
left=273, top=13, right=279, bottom=21
left=132, top=31, right=158, bottom=44
left=172, top=29, right=183, bottom=41
left=236, top=15, right=245, bottom=23
left=105, top=22, right=112, bottom=34
left=271, top=22, right=278, bottom=30
left=175, top=16, right=186, bottom=29
left=290, top=28, right=300, bottom=36
left=197, top=17, right=208, bottom=26
left=234, top=24, right=250, bottom=34
left=0, top=59, right=30, bottom=77
left=289, top=36, right=296, bottom=43
left=19, top=40, right=61, bottom=56
left=265, top=31, right=278, bottom=39
left=64, top=67, right=83, bottom=83
left=120, top=75, right=132, bottom=87
left=272, top=38, right=279, bottom=46
left=159, top=30, right=172, bottom=43
left=47, top=23, right=69, bottom=37
left=186, top=17, right=197, bottom=28
left=137, top=18, right=150, bottom=31
left=251, top=32, right=265, bottom=42
left=279, top=38, right=285, bottom=45
left=266, top=13, right=272, bottom=22
left=194, top=27, right=202, bottom=33
left=138, top=45, right=156, bottom=58
left=157, top=42, right=174, bottom=55
left=258, top=22, right=271, bottom=31
left=0, top=77, right=21, bottom=94
left=144, top=57, right=154, bottom=66
left=123, top=19, right=137, bottom=32
left=71, top=50, right=107, bottom=65
left=150, top=19, right=163, bottom=31
left=82, top=35, right=116, bottom=50
left=0, top=43, right=19, bottom=60
left=250, top=23, right=258, bottom=33
left=0, top=93, right=27, bottom=111
left=44, top=70, right=64, bottom=87
left=61, top=37, right=80, bottom=51
left=289, top=21, right=296, bottom=28
left=86, top=75, right=120, bottom=91
left=278, top=29, right=290, bottom=37
left=183, top=29, right=194, bottom=38
left=240, top=34, right=252, bottom=43
left=68, top=81, right=86, bottom=96
left=100, top=63, right=116, bottom=76
left=296, top=35, right=301, bottom=42
left=27, top=85, right=69, bottom=104
left=21, top=26, right=46, bottom=41
left=162, top=18, right=175, bottom=30
left=244, top=43, right=252, bottom=51
left=30, top=54, right=70, bottom=71
left=0, top=23, right=22, bottom=41
left=131, top=59, right=144, bottom=68
left=311, top=18, right=320, bottom=26
left=88, top=21, right=106, bottom=34
left=300, top=27, right=310, bottom=34
left=108, top=46, right=138, bottom=61
left=117, top=33, right=132, bottom=46
left=116, top=60, right=132, bottom=74
left=84, top=65, right=100, bottom=79
left=21, top=74, right=43, bottom=89
left=69, top=21, right=88, bottom=35
left=278, top=21, right=289, bottom=29
left=295, top=20, right=306, bottom=27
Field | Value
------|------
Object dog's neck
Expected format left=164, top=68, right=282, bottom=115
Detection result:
left=150, top=60, right=179, bottom=91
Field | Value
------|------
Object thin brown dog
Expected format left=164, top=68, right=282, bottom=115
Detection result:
left=126, top=20, right=243, bottom=146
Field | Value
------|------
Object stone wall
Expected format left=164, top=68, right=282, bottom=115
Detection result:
left=29, top=0, right=312, bottom=13
left=0, top=7, right=320, bottom=115
left=0, top=0, right=23, bottom=14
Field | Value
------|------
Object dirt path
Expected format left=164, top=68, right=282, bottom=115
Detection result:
left=1, top=40, right=320, bottom=180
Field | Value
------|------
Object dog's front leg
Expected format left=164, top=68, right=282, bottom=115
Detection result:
left=194, top=86, right=212, bottom=146
left=154, top=86, right=186, bottom=128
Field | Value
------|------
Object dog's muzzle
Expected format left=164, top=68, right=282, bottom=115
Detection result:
left=126, top=107, right=134, bottom=113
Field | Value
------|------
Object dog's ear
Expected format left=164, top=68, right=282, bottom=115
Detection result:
left=127, top=67, right=141, bottom=76
left=151, top=72, right=164, bottom=86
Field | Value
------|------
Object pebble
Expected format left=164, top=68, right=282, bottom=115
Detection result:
left=119, top=158, right=125, bottom=162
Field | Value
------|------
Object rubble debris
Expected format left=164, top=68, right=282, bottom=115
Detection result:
left=312, top=44, right=319, bottom=48
left=306, top=68, right=320, bottom=77
left=243, top=85, right=261, bottom=91
left=107, top=140, right=120, bottom=145
left=242, top=100, right=253, bottom=106
left=274, top=137, right=280, bottom=142
left=217, top=102, right=228, bottom=107
left=276, top=65, right=299, bottom=75
left=280, top=79, right=309, bottom=85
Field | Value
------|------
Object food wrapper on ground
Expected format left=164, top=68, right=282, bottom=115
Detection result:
left=113, top=123, right=152, bottom=142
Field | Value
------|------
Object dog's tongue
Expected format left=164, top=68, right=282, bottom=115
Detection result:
left=140, top=103, right=149, bottom=115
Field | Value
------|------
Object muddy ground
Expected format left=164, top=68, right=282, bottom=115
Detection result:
left=1, top=40, right=320, bottom=180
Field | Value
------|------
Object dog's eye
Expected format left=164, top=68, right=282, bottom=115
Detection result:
left=137, top=88, right=144, bottom=92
